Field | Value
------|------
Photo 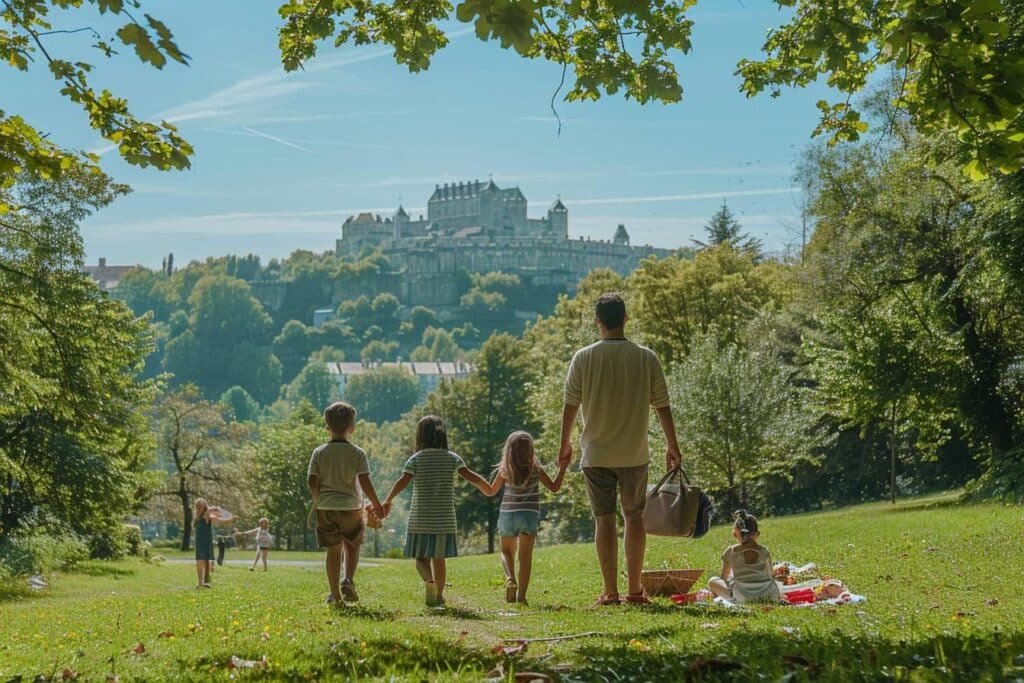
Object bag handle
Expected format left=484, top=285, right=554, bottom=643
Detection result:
left=649, top=466, right=692, bottom=495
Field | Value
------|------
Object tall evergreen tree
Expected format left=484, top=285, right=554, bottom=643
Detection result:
left=694, top=200, right=763, bottom=256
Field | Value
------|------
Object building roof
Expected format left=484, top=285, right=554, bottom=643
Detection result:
left=550, top=198, right=567, bottom=211
left=84, top=260, right=137, bottom=291
left=326, top=361, right=474, bottom=377
left=614, top=224, right=630, bottom=242
left=395, top=204, right=408, bottom=218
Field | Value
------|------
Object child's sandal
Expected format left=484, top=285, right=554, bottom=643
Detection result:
left=504, top=579, right=518, bottom=603
left=594, top=593, right=621, bottom=606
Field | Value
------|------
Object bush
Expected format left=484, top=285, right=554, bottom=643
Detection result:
left=0, top=533, right=88, bottom=576
left=0, top=563, right=30, bottom=602
left=122, top=524, right=144, bottom=556
left=88, top=524, right=130, bottom=560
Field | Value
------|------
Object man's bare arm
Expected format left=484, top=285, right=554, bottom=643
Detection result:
left=558, top=403, right=579, bottom=467
left=655, top=405, right=682, bottom=470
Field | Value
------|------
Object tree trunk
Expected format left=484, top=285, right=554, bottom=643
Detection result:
left=179, top=481, right=192, bottom=551
left=889, top=404, right=898, bottom=505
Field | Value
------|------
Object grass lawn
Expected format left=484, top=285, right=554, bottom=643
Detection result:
left=3, top=493, right=1024, bottom=681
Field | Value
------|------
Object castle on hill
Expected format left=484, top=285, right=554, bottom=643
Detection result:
left=334, top=179, right=674, bottom=308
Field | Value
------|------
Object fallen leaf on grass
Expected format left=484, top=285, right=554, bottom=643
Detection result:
left=105, top=676, right=119, bottom=683
left=485, top=664, right=505, bottom=680
left=456, top=630, right=468, bottom=644
left=130, top=642, right=145, bottom=655
left=157, top=630, right=174, bottom=638
left=61, top=669, right=78, bottom=681
left=699, top=622, right=719, bottom=630
left=226, top=655, right=268, bottom=670
left=986, top=598, right=999, bottom=606
left=491, top=641, right=528, bottom=656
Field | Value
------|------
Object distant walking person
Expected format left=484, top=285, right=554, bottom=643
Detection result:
left=558, top=292, right=683, bottom=605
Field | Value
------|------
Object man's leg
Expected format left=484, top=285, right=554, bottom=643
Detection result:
left=622, top=511, right=646, bottom=596
left=620, top=464, right=650, bottom=597
left=583, top=468, right=621, bottom=598
left=594, top=513, right=619, bottom=597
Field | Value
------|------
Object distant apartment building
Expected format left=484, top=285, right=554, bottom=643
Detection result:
left=326, top=360, right=473, bottom=399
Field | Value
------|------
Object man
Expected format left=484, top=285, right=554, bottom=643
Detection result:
left=558, top=292, right=682, bottom=605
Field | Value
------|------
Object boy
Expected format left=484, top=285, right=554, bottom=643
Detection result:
left=308, top=401, right=386, bottom=604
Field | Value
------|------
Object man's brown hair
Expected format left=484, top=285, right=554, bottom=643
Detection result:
left=595, top=292, right=627, bottom=330
left=324, top=401, right=357, bottom=435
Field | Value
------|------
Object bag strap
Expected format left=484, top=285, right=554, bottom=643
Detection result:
left=649, top=466, right=693, bottom=494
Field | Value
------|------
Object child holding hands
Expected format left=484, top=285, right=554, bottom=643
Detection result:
left=382, top=415, right=491, bottom=607
left=308, top=402, right=385, bottom=605
left=478, top=431, right=566, bottom=605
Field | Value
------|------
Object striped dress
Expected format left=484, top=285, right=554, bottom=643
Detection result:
left=402, top=449, right=467, bottom=558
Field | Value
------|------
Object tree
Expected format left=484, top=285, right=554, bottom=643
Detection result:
left=668, top=327, right=828, bottom=513
left=694, top=200, right=762, bottom=256
left=221, top=386, right=261, bottom=424
left=1, top=0, right=193, bottom=211
left=629, top=246, right=786, bottom=367
left=0, top=165, right=155, bottom=547
left=423, top=333, right=539, bottom=552
left=277, top=1, right=1024, bottom=175
left=361, top=339, right=400, bottom=362
left=346, top=366, right=422, bottom=424
left=799, top=128, right=1024, bottom=497
left=252, top=414, right=323, bottom=549
left=151, top=386, right=249, bottom=550
left=281, top=360, right=339, bottom=410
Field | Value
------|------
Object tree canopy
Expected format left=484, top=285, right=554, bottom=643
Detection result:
left=276, top=0, right=1024, bottom=175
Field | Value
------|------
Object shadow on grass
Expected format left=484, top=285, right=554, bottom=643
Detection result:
left=887, top=496, right=964, bottom=514
left=181, top=634, right=502, bottom=680
left=331, top=604, right=400, bottom=620
left=72, top=561, right=136, bottom=578
left=429, top=605, right=486, bottom=620
left=570, top=628, right=1024, bottom=682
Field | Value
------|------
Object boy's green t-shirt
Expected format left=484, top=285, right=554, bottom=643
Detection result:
left=307, top=440, right=370, bottom=511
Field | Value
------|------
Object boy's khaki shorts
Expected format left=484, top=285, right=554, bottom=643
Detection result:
left=582, top=464, right=649, bottom=517
left=316, top=509, right=365, bottom=548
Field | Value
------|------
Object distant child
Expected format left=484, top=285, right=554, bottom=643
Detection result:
left=708, top=510, right=783, bottom=604
left=243, top=518, right=273, bottom=572
left=382, top=415, right=491, bottom=607
left=478, top=431, right=566, bottom=605
left=308, top=402, right=386, bottom=605
left=193, top=498, right=229, bottom=588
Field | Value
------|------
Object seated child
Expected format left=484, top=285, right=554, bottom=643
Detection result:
left=708, top=510, right=783, bottom=604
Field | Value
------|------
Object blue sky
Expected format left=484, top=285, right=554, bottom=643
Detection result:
left=7, top=1, right=833, bottom=267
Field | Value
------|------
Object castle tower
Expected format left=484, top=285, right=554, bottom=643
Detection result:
left=613, top=223, right=630, bottom=246
left=394, top=204, right=409, bottom=239
left=548, top=197, right=568, bottom=239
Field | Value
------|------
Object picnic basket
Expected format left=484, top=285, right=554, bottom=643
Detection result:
left=640, top=568, right=704, bottom=597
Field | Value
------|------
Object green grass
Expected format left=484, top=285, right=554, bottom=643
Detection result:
left=3, top=493, right=1024, bottom=681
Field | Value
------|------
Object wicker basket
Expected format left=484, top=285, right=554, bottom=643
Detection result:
left=640, top=568, right=704, bottom=597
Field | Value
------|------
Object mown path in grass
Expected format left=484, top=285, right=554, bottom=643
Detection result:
left=3, top=494, right=1024, bottom=681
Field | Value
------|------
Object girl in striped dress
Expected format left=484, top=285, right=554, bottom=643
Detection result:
left=382, top=415, right=490, bottom=607
left=479, top=431, right=566, bottom=605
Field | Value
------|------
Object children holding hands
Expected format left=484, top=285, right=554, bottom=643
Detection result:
left=382, top=415, right=492, bottom=607
left=308, top=401, right=386, bottom=605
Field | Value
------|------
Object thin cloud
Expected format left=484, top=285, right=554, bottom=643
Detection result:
left=241, top=126, right=316, bottom=154
left=553, top=188, right=798, bottom=206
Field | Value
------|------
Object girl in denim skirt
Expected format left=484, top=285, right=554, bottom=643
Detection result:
left=479, top=431, right=567, bottom=605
